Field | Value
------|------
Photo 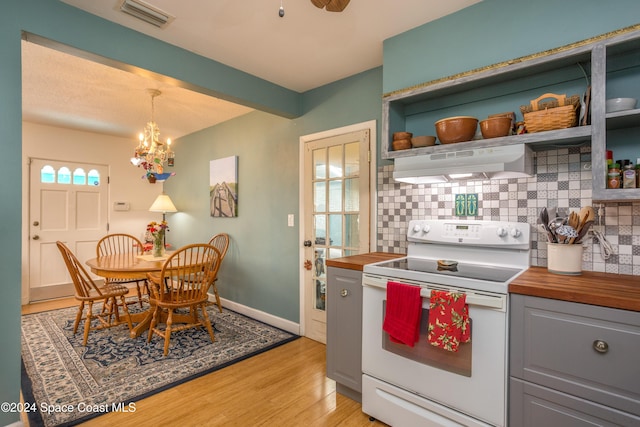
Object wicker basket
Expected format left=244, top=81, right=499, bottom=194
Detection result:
left=520, top=93, right=580, bottom=133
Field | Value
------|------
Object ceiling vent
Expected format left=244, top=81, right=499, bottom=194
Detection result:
left=118, top=0, right=174, bottom=28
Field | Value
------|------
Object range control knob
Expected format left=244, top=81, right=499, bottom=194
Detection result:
left=413, top=224, right=422, bottom=233
left=496, top=227, right=507, bottom=237
left=422, top=225, right=431, bottom=234
left=510, top=228, right=522, bottom=238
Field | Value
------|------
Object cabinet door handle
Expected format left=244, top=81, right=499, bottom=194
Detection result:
left=593, top=340, right=609, bottom=354
left=340, top=289, right=349, bottom=297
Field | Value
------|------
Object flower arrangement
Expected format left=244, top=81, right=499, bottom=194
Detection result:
left=146, top=220, right=169, bottom=257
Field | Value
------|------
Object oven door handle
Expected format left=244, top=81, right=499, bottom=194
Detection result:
left=419, top=288, right=504, bottom=310
left=363, top=274, right=505, bottom=310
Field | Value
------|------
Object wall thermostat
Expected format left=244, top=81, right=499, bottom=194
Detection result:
left=113, top=201, right=130, bottom=211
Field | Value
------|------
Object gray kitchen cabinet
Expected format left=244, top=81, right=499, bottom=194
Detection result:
left=326, top=266, right=363, bottom=402
left=509, top=294, right=640, bottom=426
left=382, top=26, right=640, bottom=202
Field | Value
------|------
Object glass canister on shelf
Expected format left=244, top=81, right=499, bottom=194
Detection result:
left=623, top=162, right=636, bottom=188
left=607, top=163, right=621, bottom=189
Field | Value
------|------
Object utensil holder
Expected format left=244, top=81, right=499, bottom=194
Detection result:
left=547, top=243, right=583, bottom=275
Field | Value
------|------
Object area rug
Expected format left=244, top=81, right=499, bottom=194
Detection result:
left=21, top=302, right=298, bottom=427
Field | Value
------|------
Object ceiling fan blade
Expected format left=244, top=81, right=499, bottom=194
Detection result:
left=326, top=0, right=350, bottom=12
left=310, top=0, right=330, bottom=8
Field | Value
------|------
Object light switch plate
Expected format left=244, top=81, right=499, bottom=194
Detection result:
left=288, top=214, right=294, bottom=227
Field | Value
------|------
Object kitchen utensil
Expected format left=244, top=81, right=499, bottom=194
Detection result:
left=479, top=116, right=512, bottom=138
left=393, top=131, right=413, bottom=140
left=605, top=97, right=637, bottom=113
left=434, top=116, right=478, bottom=144
left=392, top=139, right=412, bottom=150
left=411, top=135, right=436, bottom=147
left=556, top=225, right=579, bottom=244
left=539, top=207, right=555, bottom=243
left=575, top=220, right=594, bottom=243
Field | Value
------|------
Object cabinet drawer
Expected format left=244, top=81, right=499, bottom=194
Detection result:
left=510, top=294, right=640, bottom=416
left=510, top=378, right=640, bottom=426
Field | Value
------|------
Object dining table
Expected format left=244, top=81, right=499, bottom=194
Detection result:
left=85, top=252, right=187, bottom=339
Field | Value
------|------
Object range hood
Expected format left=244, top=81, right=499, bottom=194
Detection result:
left=393, top=144, right=533, bottom=184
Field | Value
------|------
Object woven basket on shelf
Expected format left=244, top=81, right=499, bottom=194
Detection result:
left=519, top=93, right=581, bottom=133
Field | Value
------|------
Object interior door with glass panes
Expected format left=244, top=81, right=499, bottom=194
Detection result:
left=303, top=129, right=370, bottom=343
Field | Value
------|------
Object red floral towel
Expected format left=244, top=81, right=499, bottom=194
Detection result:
left=427, top=290, right=470, bottom=352
left=382, top=281, right=422, bottom=347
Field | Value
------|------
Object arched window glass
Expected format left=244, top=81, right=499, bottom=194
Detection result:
left=72, top=168, right=86, bottom=185
left=58, top=167, right=71, bottom=184
left=40, top=165, right=55, bottom=183
left=87, top=169, right=101, bottom=186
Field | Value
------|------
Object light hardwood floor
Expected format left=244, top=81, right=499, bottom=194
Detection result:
left=21, top=297, right=387, bottom=427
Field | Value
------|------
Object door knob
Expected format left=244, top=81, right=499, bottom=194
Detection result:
left=33, top=221, right=40, bottom=226
left=303, top=240, right=312, bottom=247
left=32, top=235, right=40, bottom=240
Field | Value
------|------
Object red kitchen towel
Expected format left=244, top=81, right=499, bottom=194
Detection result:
left=427, top=289, right=470, bottom=352
left=382, top=281, right=422, bottom=347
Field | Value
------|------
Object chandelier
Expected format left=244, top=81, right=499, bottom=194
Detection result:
left=131, top=89, right=175, bottom=183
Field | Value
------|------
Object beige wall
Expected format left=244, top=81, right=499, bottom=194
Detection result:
left=21, top=121, right=166, bottom=303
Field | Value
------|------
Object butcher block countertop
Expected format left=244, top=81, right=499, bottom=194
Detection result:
left=510, top=266, right=640, bottom=312
left=326, top=252, right=405, bottom=272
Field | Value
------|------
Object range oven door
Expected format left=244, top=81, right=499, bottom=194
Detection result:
left=362, top=274, right=508, bottom=427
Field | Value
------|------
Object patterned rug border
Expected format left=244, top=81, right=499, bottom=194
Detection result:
left=21, top=305, right=299, bottom=427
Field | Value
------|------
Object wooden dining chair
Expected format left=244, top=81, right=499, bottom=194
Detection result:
left=97, top=233, right=149, bottom=308
left=56, top=241, right=133, bottom=346
left=207, top=233, right=229, bottom=312
left=146, top=243, right=222, bottom=356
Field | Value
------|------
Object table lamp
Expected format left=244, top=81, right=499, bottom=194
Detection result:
left=149, top=193, right=177, bottom=245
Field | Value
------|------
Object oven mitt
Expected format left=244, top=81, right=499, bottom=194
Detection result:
left=427, top=290, right=470, bottom=352
left=382, top=281, right=422, bottom=347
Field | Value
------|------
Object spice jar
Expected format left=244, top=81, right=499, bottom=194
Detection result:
left=607, top=163, right=621, bottom=189
left=623, top=162, right=636, bottom=188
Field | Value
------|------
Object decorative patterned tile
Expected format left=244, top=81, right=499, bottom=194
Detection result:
left=375, top=147, right=640, bottom=274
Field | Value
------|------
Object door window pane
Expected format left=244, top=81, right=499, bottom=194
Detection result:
left=345, top=214, right=360, bottom=248
left=314, top=248, right=326, bottom=279
left=344, top=177, right=359, bottom=212
left=313, top=148, right=326, bottom=179
left=40, top=165, right=55, bottom=183
left=314, top=182, right=326, bottom=212
left=57, top=167, right=71, bottom=184
left=315, top=279, right=326, bottom=310
left=328, top=145, right=343, bottom=178
left=314, top=215, right=326, bottom=246
left=345, top=142, right=359, bottom=177
left=328, top=180, right=342, bottom=212
left=72, top=168, right=86, bottom=185
left=329, top=214, right=342, bottom=247
left=87, top=169, right=101, bottom=186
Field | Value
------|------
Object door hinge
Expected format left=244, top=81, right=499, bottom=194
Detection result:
left=107, top=223, right=110, bottom=232
left=368, top=150, right=371, bottom=163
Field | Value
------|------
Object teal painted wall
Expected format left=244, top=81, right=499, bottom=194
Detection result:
left=383, top=0, right=640, bottom=94
left=164, top=67, right=383, bottom=321
left=1, top=0, right=636, bottom=424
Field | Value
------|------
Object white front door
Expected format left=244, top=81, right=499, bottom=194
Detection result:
left=29, top=158, right=109, bottom=301
left=302, top=127, right=371, bottom=343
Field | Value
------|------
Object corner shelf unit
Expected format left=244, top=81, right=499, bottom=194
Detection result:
left=382, top=26, right=640, bottom=202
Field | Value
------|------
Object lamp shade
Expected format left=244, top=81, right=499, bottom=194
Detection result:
left=149, top=194, right=177, bottom=213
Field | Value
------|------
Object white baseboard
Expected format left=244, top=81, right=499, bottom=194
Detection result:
left=208, top=294, right=301, bottom=336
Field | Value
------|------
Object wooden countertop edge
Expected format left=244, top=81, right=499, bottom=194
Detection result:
left=326, top=252, right=405, bottom=271
left=509, top=267, right=640, bottom=312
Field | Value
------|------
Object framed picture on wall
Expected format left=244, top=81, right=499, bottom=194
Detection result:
left=210, top=156, right=238, bottom=217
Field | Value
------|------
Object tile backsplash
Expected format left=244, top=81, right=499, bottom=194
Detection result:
left=376, top=145, right=640, bottom=276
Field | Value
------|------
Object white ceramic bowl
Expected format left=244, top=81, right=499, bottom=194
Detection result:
left=605, top=97, right=637, bottom=113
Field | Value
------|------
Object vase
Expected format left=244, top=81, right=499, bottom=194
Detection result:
left=152, top=232, right=165, bottom=257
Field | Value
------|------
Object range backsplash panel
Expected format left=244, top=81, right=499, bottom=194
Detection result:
left=376, top=146, right=640, bottom=276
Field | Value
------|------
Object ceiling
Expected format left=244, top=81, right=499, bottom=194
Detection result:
left=22, top=0, right=479, bottom=140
